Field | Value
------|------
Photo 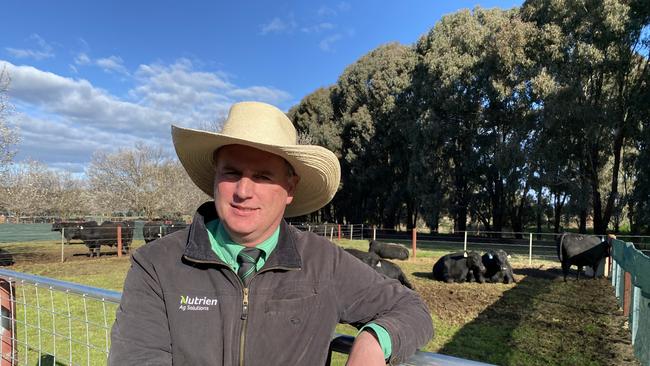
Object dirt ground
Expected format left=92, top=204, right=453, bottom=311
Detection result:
left=408, top=260, right=640, bottom=366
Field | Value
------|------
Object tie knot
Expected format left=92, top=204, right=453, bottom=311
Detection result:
left=237, top=247, right=262, bottom=265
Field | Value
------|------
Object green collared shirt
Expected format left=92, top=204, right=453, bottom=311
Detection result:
left=205, top=220, right=392, bottom=360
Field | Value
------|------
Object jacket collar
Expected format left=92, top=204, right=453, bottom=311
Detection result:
left=183, top=201, right=301, bottom=270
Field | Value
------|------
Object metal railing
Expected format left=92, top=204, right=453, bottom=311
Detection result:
left=610, top=240, right=650, bottom=366
left=0, top=269, right=493, bottom=366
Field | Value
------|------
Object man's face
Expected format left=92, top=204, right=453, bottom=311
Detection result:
left=214, top=144, right=299, bottom=246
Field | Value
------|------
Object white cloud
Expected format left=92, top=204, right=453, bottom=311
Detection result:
left=260, top=15, right=298, bottom=35
left=96, top=56, right=129, bottom=75
left=301, top=22, right=335, bottom=34
left=5, top=34, right=55, bottom=60
left=319, top=34, right=343, bottom=52
left=1, top=59, right=292, bottom=174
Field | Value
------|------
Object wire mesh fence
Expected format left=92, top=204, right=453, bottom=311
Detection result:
left=0, top=269, right=121, bottom=366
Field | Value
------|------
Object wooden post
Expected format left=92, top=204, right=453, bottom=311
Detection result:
left=623, top=271, right=632, bottom=316
left=338, top=225, right=341, bottom=241
left=61, top=228, right=65, bottom=263
left=349, top=225, right=353, bottom=240
left=373, top=227, right=376, bottom=241
left=117, top=225, right=123, bottom=258
left=412, top=229, right=417, bottom=260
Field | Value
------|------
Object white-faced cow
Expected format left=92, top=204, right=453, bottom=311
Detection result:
left=432, top=251, right=486, bottom=283
left=556, top=233, right=614, bottom=282
left=368, top=240, right=409, bottom=260
left=344, top=248, right=414, bottom=289
left=481, top=249, right=515, bottom=284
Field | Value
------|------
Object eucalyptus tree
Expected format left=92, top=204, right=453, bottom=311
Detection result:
left=0, top=66, right=19, bottom=175
left=521, top=0, right=650, bottom=234
left=331, top=42, right=419, bottom=228
left=288, top=87, right=341, bottom=223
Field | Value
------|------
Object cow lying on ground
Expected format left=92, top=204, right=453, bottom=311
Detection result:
left=368, top=240, right=409, bottom=260
left=51, top=221, right=97, bottom=244
left=67, top=221, right=134, bottom=257
left=143, top=220, right=187, bottom=243
left=481, top=249, right=515, bottom=284
left=556, top=233, right=613, bottom=282
left=344, top=248, right=414, bottom=289
left=432, top=251, right=486, bottom=283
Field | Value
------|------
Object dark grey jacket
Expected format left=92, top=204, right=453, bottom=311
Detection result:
left=109, top=202, right=433, bottom=365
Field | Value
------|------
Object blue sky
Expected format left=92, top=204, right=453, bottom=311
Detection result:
left=2, top=0, right=522, bottom=175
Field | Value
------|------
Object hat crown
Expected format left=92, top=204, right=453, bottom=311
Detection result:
left=221, top=102, right=297, bottom=146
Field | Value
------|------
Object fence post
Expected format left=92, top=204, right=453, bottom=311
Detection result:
left=373, top=227, right=376, bottom=241
left=412, top=229, right=417, bottom=260
left=463, top=231, right=468, bottom=252
left=338, top=225, right=341, bottom=241
left=623, top=271, right=632, bottom=316
left=0, top=279, right=15, bottom=366
left=330, top=227, right=334, bottom=241
left=361, top=224, right=363, bottom=240
left=349, top=225, right=353, bottom=240
left=117, top=225, right=123, bottom=258
left=61, top=228, right=65, bottom=263
left=528, top=233, right=533, bottom=265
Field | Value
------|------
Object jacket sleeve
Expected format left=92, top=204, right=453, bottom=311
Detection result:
left=109, top=249, right=172, bottom=365
left=333, top=246, right=434, bottom=365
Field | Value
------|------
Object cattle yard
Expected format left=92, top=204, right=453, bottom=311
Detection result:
left=0, top=234, right=641, bottom=366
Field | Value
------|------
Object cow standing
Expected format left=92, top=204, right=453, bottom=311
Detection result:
left=556, top=233, right=613, bottom=282
left=481, top=249, right=515, bottom=284
left=143, top=220, right=187, bottom=243
left=368, top=240, right=409, bottom=260
left=51, top=221, right=97, bottom=244
left=344, top=248, right=414, bottom=289
left=432, top=251, right=486, bottom=283
left=74, top=221, right=134, bottom=257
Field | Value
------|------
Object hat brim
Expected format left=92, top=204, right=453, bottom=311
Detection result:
left=172, top=125, right=341, bottom=218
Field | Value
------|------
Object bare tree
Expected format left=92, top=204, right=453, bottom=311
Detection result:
left=0, top=65, right=20, bottom=174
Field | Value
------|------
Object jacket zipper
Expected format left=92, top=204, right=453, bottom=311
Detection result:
left=238, top=266, right=298, bottom=366
left=184, top=256, right=299, bottom=366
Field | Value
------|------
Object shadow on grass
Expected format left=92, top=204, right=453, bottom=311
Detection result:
left=437, top=267, right=632, bottom=366
left=38, top=354, right=66, bottom=366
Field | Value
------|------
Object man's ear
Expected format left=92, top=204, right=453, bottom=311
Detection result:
left=285, top=175, right=300, bottom=205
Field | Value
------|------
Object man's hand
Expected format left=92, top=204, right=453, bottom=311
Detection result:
left=345, top=330, right=386, bottom=366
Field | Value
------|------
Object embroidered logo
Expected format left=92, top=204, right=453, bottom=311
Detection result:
left=178, top=295, right=218, bottom=311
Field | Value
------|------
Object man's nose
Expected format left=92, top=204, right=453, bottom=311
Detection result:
left=235, top=176, right=254, bottom=198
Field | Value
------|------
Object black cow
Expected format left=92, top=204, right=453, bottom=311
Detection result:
left=556, top=233, right=613, bottom=281
left=432, top=251, right=486, bottom=283
left=51, top=221, right=97, bottom=244
left=481, top=249, right=515, bottom=284
left=344, top=248, right=414, bottom=289
left=368, top=240, right=409, bottom=260
left=143, top=220, right=187, bottom=243
left=74, top=221, right=134, bottom=257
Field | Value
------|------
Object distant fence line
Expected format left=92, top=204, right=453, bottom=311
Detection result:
left=611, top=240, right=650, bottom=366
left=0, top=269, right=489, bottom=366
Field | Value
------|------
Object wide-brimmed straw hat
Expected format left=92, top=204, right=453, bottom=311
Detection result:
left=172, top=101, right=341, bottom=217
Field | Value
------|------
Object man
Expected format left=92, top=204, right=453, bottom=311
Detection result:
left=109, top=101, right=433, bottom=365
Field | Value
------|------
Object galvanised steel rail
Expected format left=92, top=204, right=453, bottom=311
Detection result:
left=0, top=268, right=494, bottom=366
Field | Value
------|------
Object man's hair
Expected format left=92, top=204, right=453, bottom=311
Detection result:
left=212, top=146, right=296, bottom=178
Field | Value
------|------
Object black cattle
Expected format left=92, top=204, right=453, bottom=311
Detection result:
left=481, top=249, right=515, bottom=284
left=368, top=240, right=409, bottom=260
left=344, top=249, right=414, bottom=289
left=556, top=233, right=613, bottom=281
left=51, top=221, right=97, bottom=244
left=143, top=220, right=187, bottom=243
left=74, top=221, right=134, bottom=257
left=432, top=251, right=486, bottom=283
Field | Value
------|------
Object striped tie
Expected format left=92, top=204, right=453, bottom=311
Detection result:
left=237, top=248, right=262, bottom=286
